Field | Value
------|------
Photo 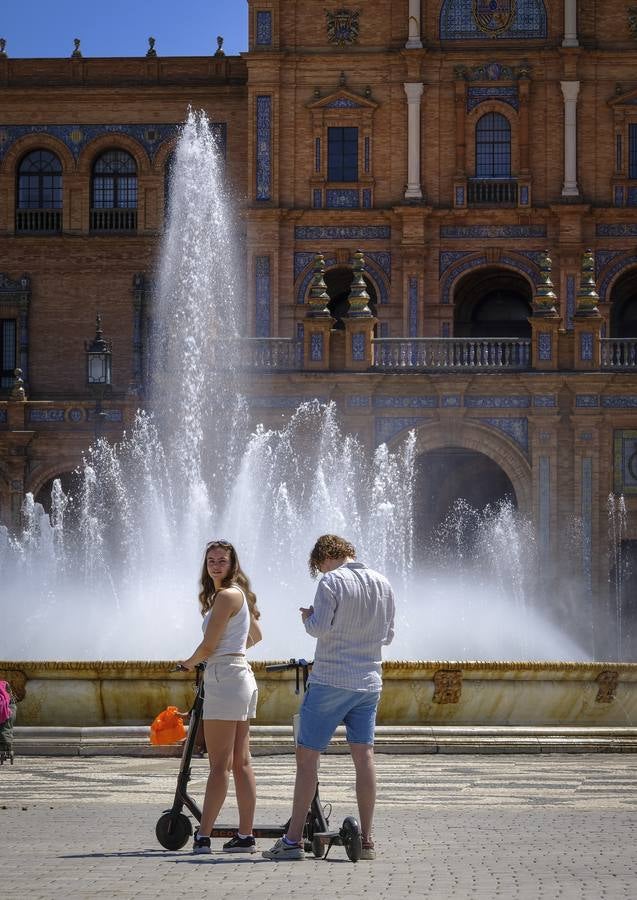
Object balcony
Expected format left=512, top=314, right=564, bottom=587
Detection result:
left=601, top=338, right=637, bottom=369
left=15, top=209, right=62, bottom=233
left=90, top=208, right=138, bottom=232
left=372, top=338, right=531, bottom=372
left=467, top=179, right=518, bottom=206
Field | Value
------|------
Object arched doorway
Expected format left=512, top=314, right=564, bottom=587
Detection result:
left=34, top=471, right=82, bottom=516
left=414, top=447, right=518, bottom=551
left=610, top=268, right=637, bottom=337
left=324, top=266, right=378, bottom=329
left=454, top=267, right=532, bottom=338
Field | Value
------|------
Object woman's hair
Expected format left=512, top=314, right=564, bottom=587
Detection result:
left=199, top=540, right=260, bottom=619
left=308, top=534, right=356, bottom=578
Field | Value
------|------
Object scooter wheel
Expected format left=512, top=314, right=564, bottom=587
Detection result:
left=155, top=811, right=192, bottom=850
left=341, top=815, right=362, bottom=862
left=311, top=835, right=326, bottom=859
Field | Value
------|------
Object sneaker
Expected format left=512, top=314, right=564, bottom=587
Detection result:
left=223, top=833, right=257, bottom=853
left=360, top=839, right=375, bottom=860
left=261, top=837, right=305, bottom=861
left=192, top=831, right=212, bottom=854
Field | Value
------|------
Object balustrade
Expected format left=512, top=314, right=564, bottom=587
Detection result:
left=467, top=179, right=518, bottom=205
left=90, top=209, right=138, bottom=232
left=600, top=338, right=637, bottom=369
left=15, top=209, right=62, bottom=233
left=241, top=338, right=303, bottom=370
left=372, top=338, right=531, bottom=371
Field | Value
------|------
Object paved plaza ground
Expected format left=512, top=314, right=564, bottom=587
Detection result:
left=1, top=752, right=636, bottom=899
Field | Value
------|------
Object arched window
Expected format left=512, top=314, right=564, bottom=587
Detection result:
left=91, top=150, right=137, bottom=232
left=16, top=150, right=62, bottom=232
left=475, top=113, right=511, bottom=178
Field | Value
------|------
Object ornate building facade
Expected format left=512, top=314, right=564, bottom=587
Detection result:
left=1, top=2, right=637, bottom=650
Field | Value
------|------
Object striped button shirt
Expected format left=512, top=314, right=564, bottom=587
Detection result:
left=304, top=561, right=395, bottom=692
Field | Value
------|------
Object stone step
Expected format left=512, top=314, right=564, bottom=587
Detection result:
left=12, top=724, right=637, bottom=756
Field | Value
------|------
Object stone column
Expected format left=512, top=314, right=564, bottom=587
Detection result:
left=404, top=82, right=424, bottom=200
left=560, top=81, right=580, bottom=197
left=406, top=0, right=423, bottom=49
left=562, top=0, right=579, bottom=48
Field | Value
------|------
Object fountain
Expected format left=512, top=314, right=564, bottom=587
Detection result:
left=1, top=112, right=636, bottom=744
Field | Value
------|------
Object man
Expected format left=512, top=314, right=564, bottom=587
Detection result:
left=262, top=534, right=395, bottom=861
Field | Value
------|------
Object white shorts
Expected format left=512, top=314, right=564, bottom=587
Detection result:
left=202, top=656, right=258, bottom=721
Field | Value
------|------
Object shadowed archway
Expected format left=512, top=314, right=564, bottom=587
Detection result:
left=610, top=268, right=637, bottom=337
left=453, top=267, right=532, bottom=338
left=414, top=447, right=518, bottom=551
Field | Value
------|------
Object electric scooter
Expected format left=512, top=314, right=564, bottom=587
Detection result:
left=155, top=659, right=362, bottom=861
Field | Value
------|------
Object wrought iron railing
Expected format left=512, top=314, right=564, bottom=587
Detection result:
left=467, top=179, right=518, bottom=205
left=371, top=338, right=531, bottom=371
left=15, top=209, right=62, bottom=233
left=90, top=208, right=138, bottom=232
left=600, top=338, right=637, bottom=369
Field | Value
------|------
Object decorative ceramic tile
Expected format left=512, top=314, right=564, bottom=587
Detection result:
left=347, top=395, right=370, bottom=408
left=575, top=395, right=600, bottom=408
left=538, top=332, right=552, bottom=361
left=533, top=395, right=557, bottom=408
left=372, top=396, right=438, bottom=409
left=28, top=409, right=65, bottom=422
left=596, top=223, right=637, bottom=236
left=566, top=274, right=575, bottom=331
left=614, top=186, right=625, bottom=207
left=362, top=189, right=372, bottom=208
left=325, top=189, right=360, bottom=208
left=598, top=253, right=631, bottom=303
left=366, top=252, right=391, bottom=279
left=256, top=96, right=272, bottom=201
left=602, top=396, right=637, bottom=408
left=440, top=0, right=547, bottom=40
left=614, top=430, right=637, bottom=493
left=313, top=189, right=323, bottom=208
left=519, top=185, right=529, bottom=205
left=581, top=457, right=592, bottom=587
left=408, top=276, right=418, bottom=337
left=467, top=86, right=519, bottom=112
left=0, top=410, right=7, bottom=423
left=501, top=254, right=542, bottom=286
left=0, top=122, right=218, bottom=162
left=580, top=332, right=594, bottom=361
left=296, top=256, right=336, bottom=304
left=255, top=255, right=271, bottom=337
left=465, top=396, right=531, bottom=408
left=315, top=138, right=321, bottom=173
left=375, top=416, right=431, bottom=445
left=255, top=10, right=273, bottom=46
left=440, top=225, right=546, bottom=238
left=441, top=255, right=487, bottom=304
left=295, top=226, right=390, bottom=240
left=439, top=251, right=472, bottom=276
left=310, top=332, right=324, bottom=362
left=476, top=416, right=529, bottom=453
left=352, top=332, right=366, bottom=361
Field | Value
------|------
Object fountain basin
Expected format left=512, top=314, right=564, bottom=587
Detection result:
left=2, top=660, right=636, bottom=729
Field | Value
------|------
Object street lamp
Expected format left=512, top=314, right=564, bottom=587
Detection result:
left=85, top=313, right=112, bottom=436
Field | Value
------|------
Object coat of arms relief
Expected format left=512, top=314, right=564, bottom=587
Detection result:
left=472, top=0, right=516, bottom=37
left=325, top=9, right=360, bottom=46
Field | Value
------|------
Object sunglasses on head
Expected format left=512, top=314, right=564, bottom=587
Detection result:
left=206, top=539, right=232, bottom=549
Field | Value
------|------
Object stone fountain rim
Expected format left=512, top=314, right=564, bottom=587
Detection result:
left=2, top=659, right=637, bottom=674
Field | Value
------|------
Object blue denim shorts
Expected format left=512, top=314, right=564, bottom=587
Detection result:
left=296, top=682, right=381, bottom=751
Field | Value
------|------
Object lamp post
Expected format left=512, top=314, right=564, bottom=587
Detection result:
left=85, top=313, right=112, bottom=437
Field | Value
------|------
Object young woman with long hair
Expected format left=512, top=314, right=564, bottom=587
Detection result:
left=180, top=539, right=262, bottom=854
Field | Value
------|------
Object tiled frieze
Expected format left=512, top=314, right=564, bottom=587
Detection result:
left=294, top=226, right=390, bottom=241
left=465, top=396, right=531, bottom=408
left=255, top=255, right=271, bottom=337
left=596, top=223, right=637, bottom=237
left=408, top=276, right=418, bottom=337
left=467, top=86, right=519, bottom=112
left=566, top=274, right=576, bottom=331
left=575, top=395, right=600, bottom=408
left=440, top=225, right=546, bottom=239
left=255, top=11, right=273, bottom=46
left=439, top=0, right=547, bottom=41
left=374, top=416, right=432, bottom=445
left=533, top=395, right=557, bottom=408
left=372, top=396, right=438, bottom=408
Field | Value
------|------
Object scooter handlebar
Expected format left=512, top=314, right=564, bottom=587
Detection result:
left=265, top=658, right=312, bottom=672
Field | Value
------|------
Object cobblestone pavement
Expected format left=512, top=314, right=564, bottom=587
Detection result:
left=1, top=753, right=637, bottom=899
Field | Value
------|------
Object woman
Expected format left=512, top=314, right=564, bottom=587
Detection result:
left=180, top=539, right=262, bottom=854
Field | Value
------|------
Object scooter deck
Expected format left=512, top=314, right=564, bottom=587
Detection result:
left=209, top=825, right=287, bottom=839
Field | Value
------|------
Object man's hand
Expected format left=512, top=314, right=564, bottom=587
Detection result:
left=300, top=605, right=314, bottom=622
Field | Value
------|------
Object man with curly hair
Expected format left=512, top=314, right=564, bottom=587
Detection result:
left=263, top=534, right=395, bottom=862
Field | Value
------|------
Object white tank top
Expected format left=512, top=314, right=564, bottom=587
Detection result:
left=202, top=585, right=250, bottom=660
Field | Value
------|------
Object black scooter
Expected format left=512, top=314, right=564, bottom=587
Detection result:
left=155, top=659, right=362, bottom=861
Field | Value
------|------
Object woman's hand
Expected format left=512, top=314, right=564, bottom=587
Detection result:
left=179, top=659, right=196, bottom=671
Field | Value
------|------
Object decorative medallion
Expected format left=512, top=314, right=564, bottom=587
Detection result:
left=326, top=9, right=360, bottom=46
left=472, top=0, right=516, bottom=37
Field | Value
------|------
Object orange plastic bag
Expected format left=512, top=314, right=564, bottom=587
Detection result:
left=149, top=706, right=187, bottom=745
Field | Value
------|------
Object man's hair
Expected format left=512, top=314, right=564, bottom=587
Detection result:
left=309, top=534, right=356, bottom=578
